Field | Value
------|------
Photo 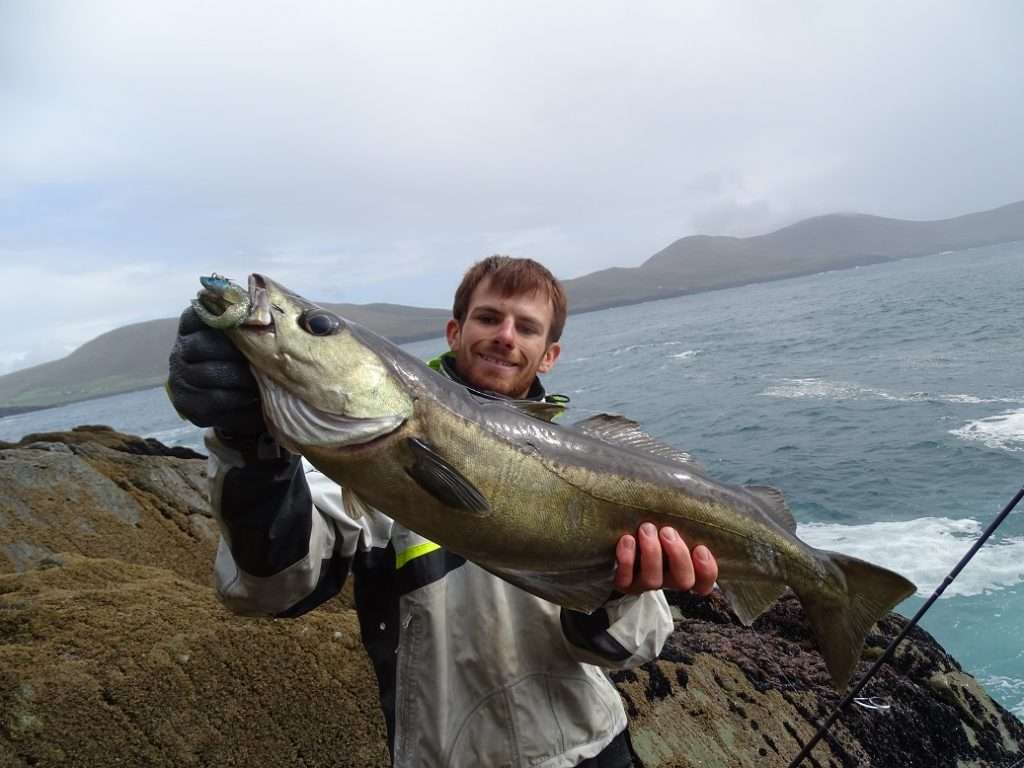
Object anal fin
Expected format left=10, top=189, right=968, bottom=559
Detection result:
left=480, top=560, right=617, bottom=614
left=717, top=578, right=787, bottom=626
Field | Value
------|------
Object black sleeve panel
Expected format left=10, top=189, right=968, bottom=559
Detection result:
left=275, top=554, right=351, bottom=618
left=219, top=454, right=314, bottom=577
left=560, top=607, right=631, bottom=662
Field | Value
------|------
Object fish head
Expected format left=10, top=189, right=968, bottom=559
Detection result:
left=193, top=273, right=413, bottom=451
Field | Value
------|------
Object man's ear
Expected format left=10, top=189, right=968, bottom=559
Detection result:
left=445, top=318, right=461, bottom=350
left=537, top=341, right=561, bottom=373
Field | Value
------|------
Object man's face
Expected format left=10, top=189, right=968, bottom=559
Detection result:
left=446, top=277, right=561, bottom=399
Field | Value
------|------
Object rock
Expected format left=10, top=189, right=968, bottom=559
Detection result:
left=11, top=425, right=206, bottom=460
left=1, top=428, right=1021, bottom=767
left=0, top=556, right=388, bottom=768
left=0, top=430, right=215, bottom=582
left=618, top=591, right=1024, bottom=766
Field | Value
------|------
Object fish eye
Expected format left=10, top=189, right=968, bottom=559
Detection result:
left=299, top=309, right=343, bottom=336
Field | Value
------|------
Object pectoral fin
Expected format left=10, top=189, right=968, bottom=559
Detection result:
left=405, top=438, right=491, bottom=516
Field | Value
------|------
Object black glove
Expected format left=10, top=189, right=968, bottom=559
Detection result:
left=167, top=306, right=267, bottom=438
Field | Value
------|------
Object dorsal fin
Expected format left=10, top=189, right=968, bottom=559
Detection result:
left=572, top=413, right=704, bottom=470
left=744, top=484, right=796, bottom=534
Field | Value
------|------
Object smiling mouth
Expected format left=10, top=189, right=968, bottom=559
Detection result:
left=478, top=352, right=518, bottom=369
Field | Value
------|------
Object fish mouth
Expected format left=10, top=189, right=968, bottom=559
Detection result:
left=242, top=274, right=274, bottom=331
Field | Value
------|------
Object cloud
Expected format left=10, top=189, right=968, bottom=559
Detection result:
left=1, top=1, right=1023, bottom=373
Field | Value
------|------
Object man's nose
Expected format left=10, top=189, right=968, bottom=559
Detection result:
left=494, top=317, right=516, bottom=345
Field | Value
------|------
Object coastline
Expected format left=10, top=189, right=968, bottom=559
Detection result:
left=568, top=238, right=1023, bottom=316
left=3, top=240, right=1021, bottom=418
left=0, top=329, right=447, bottom=419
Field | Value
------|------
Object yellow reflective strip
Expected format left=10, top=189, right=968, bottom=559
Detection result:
left=395, top=541, right=441, bottom=569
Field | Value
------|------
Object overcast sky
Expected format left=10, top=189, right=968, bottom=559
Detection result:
left=2, top=1, right=1022, bottom=375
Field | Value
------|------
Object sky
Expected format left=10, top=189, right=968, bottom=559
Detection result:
left=2, top=1, right=1022, bottom=375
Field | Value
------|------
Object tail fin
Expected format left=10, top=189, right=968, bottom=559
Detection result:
left=796, top=552, right=916, bottom=690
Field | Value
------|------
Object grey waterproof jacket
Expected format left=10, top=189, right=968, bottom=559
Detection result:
left=204, top=365, right=672, bottom=767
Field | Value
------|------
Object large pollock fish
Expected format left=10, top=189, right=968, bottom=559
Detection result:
left=192, top=273, right=916, bottom=690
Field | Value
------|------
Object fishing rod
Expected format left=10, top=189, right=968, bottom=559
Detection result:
left=787, top=485, right=1024, bottom=768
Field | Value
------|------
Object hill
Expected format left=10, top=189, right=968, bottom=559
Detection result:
left=0, top=303, right=449, bottom=413
left=562, top=200, right=1024, bottom=311
left=2, top=200, right=1022, bottom=412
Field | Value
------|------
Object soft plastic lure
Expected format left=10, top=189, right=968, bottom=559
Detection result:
left=191, top=273, right=251, bottom=329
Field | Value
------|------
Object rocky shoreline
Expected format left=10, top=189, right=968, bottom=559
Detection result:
left=1, top=427, right=1021, bottom=767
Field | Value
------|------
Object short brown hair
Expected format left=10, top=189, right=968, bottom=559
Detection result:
left=453, top=256, right=568, bottom=342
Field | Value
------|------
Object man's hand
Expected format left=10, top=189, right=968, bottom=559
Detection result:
left=167, top=306, right=266, bottom=437
left=614, top=523, right=718, bottom=595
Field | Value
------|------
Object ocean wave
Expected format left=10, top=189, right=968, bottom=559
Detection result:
left=759, top=378, right=907, bottom=401
left=977, top=675, right=1024, bottom=718
left=950, top=409, right=1024, bottom=452
left=940, top=394, right=1024, bottom=404
left=610, top=340, right=686, bottom=356
left=145, top=424, right=204, bottom=450
left=759, top=377, right=1023, bottom=405
left=670, top=349, right=701, bottom=360
left=798, top=517, right=1024, bottom=598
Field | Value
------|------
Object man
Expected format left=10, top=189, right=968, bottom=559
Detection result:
left=168, top=256, right=718, bottom=768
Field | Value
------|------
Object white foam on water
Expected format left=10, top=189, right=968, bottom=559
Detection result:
left=977, top=675, right=1024, bottom=718
left=950, top=409, right=1024, bottom=452
left=146, top=424, right=201, bottom=445
left=610, top=340, right=686, bottom=356
left=798, top=517, right=1024, bottom=598
left=760, top=378, right=1023, bottom=406
left=759, top=378, right=905, bottom=401
left=670, top=349, right=701, bottom=360
left=941, top=394, right=1024, bottom=405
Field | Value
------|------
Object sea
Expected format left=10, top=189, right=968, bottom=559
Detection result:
left=3, top=242, right=1022, bottom=717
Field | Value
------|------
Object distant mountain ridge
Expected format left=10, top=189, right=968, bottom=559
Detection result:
left=2, top=200, right=1022, bottom=413
left=562, top=200, right=1024, bottom=312
left=0, top=303, right=450, bottom=413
